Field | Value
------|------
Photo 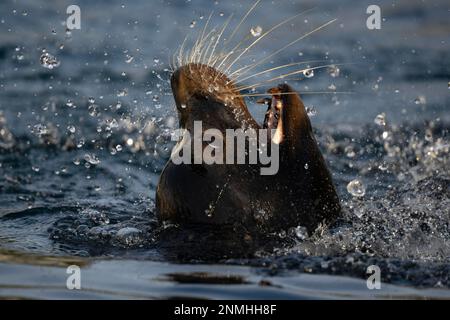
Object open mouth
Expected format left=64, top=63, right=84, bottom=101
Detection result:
left=259, top=89, right=284, bottom=144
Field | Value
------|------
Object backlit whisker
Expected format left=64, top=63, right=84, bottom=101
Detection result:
left=235, top=91, right=353, bottom=98
left=208, top=14, right=234, bottom=67
left=224, top=0, right=261, bottom=47
left=224, top=8, right=315, bottom=74
left=235, top=63, right=346, bottom=91
left=230, top=60, right=325, bottom=84
left=233, top=19, right=337, bottom=80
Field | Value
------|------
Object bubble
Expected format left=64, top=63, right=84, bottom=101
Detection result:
left=39, top=52, right=60, bottom=69
left=116, top=144, right=123, bottom=152
left=303, top=68, right=314, bottom=78
left=126, top=138, right=134, bottom=146
left=66, top=100, right=74, bottom=108
left=250, top=25, right=262, bottom=37
left=88, top=97, right=95, bottom=104
left=346, top=179, right=366, bottom=198
left=374, top=113, right=386, bottom=126
left=189, top=20, right=196, bottom=28
left=304, top=163, right=309, bottom=170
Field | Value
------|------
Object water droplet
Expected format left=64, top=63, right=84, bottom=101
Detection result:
left=181, top=104, right=187, bottom=109
left=345, top=146, right=356, bottom=158
left=39, top=52, right=60, bottom=69
left=305, top=106, right=317, bottom=117
left=67, top=125, right=76, bottom=133
left=116, top=144, right=123, bottom=152
left=76, top=138, right=85, bottom=148
left=328, top=84, right=336, bottom=91
left=374, top=113, right=386, bottom=126
left=66, top=100, right=74, bottom=108
left=189, top=20, right=197, bottom=28
left=303, top=68, right=314, bottom=78
left=425, top=129, right=433, bottom=142
left=125, top=54, right=134, bottom=63
left=88, top=97, right=95, bottom=104
left=328, top=65, right=340, bottom=77
left=117, top=89, right=128, bottom=97
left=126, top=138, right=134, bottom=146
left=88, top=104, right=99, bottom=117
left=295, top=226, right=308, bottom=240
left=84, top=153, right=100, bottom=165
left=32, top=124, right=48, bottom=136
left=346, top=179, right=366, bottom=198
left=116, top=227, right=142, bottom=246
left=250, top=25, right=262, bottom=37
left=414, top=95, right=426, bottom=105
left=378, top=161, right=388, bottom=171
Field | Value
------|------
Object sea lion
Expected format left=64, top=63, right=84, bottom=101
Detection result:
left=156, top=63, right=340, bottom=234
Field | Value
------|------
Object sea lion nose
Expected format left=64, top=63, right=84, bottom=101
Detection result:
left=170, top=69, right=190, bottom=110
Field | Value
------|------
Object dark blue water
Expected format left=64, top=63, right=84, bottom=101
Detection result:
left=0, top=0, right=449, bottom=299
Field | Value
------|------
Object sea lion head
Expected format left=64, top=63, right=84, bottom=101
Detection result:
left=170, top=63, right=258, bottom=131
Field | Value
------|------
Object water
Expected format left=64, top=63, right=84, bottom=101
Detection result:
left=0, top=0, right=449, bottom=299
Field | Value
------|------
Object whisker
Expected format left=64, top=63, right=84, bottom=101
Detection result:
left=208, top=14, right=234, bottom=66
left=224, top=0, right=261, bottom=47
left=235, top=63, right=350, bottom=91
left=224, top=8, right=315, bottom=74
left=177, top=36, right=188, bottom=67
left=190, top=12, right=214, bottom=63
left=215, top=34, right=251, bottom=71
left=232, top=19, right=337, bottom=80
left=199, top=27, right=218, bottom=65
left=235, top=91, right=354, bottom=98
left=230, top=60, right=325, bottom=84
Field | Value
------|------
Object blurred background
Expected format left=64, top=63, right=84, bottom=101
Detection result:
left=0, top=0, right=448, bottom=299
